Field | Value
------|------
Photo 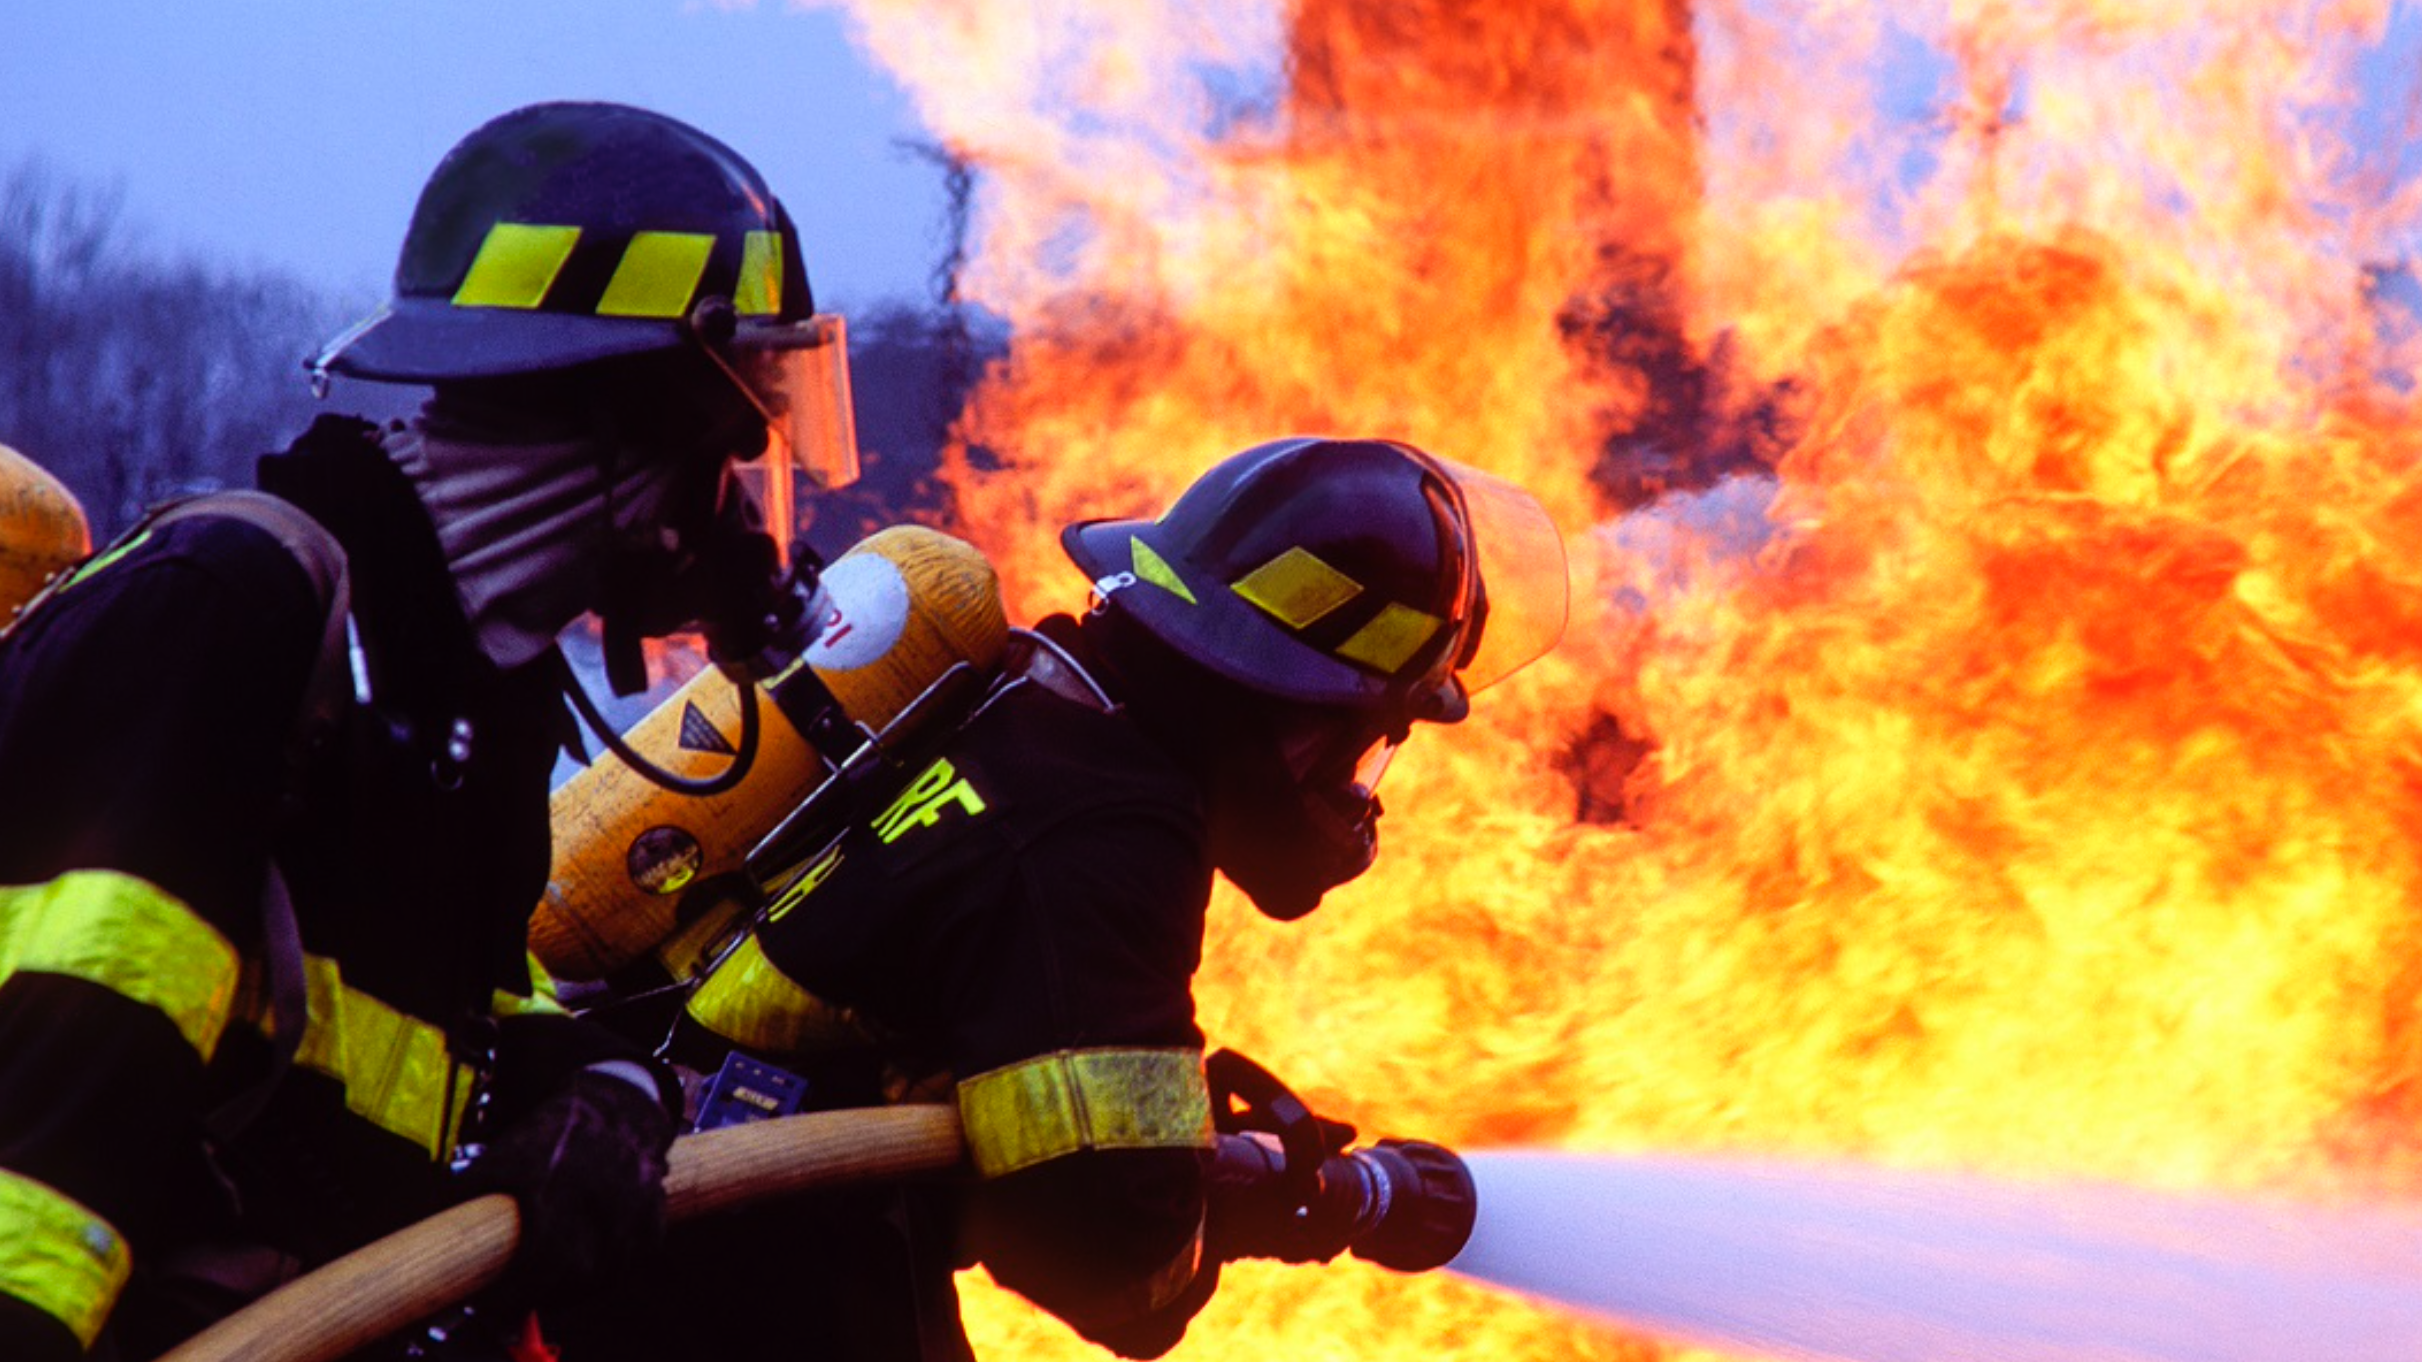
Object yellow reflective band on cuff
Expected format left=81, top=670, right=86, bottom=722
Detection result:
left=597, top=231, right=716, bottom=318
left=956, top=1048, right=1214, bottom=1179
left=238, top=956, right=474, bottom=1161
left=736, top=230, right=784, bottom=315
left=0, top=870, right=239, bottom=1059
left=0, top=1169, right=130, bottom=1349
left=685, top=936, right=872, bottom=1054
left=1333, top=600, right=1445, bottom=675
left=453, top=223, right=581, bottom=309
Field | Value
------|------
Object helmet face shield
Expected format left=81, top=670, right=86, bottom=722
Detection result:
left=1429, top=456, right=1569, bottom=698
left=706, top=312, right=861, bottom=564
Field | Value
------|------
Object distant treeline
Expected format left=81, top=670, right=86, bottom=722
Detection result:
left=0, top=159, right=995, bottom=544
left=4, top=150, right=1793, bottom=553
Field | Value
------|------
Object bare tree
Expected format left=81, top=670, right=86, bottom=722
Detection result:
left=0, top=160, right=347, bottom=536
left=0, top=157, right=984, bottom=544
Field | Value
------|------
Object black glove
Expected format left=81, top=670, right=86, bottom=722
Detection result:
left=1200, top=1049, right=1364, bottom=1265
left=1200, top=1124, right=1363, bottom=1266
left=459, top=1067, right=677, bottom=1310
left=1202, top=1159, right=1361, bottom=1266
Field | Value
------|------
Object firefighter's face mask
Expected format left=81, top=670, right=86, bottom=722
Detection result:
left=1206, top=706, right=1403, bottom=922
left=698, top=312, right=861, bottom=570
left=594, top=462, right=816, bottom=691
left=1278, top=713, right=1403, bottom=799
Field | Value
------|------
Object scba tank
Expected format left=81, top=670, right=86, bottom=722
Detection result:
left=0, top=443, right=92, bottom=625
left=535, top=524, right=1008, bottom=982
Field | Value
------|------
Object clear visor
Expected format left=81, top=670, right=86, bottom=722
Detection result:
left=1279, top=715, right=1403, bottom=799
left=1433, top=457, right=1570, bottom=696
left=1350, top=736, right=1399, bottom=796
left=708, top=313, right=863, bottom=567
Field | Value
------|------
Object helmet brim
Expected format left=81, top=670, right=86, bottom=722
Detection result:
left=316, top=297, right=685, bottom=383
left=1062, top=516, right=1390, bottom=711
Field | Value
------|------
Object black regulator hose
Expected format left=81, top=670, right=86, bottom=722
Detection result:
left=558, top=651, right=765, bottom=798
left=559, top=536, right=817, bottom=798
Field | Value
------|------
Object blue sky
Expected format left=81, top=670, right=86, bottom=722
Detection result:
left=0, top=0, right=950, bottom=311
left=8, top=3, right=2418, bottom=326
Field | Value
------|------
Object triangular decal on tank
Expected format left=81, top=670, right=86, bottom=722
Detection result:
left=677, top=700, right=736, bottom=755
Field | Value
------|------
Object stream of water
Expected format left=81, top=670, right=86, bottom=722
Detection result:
left=1448, top=1151, right=2422, bottom=1362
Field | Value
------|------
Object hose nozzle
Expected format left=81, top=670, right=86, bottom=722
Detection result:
left=1208, top=1131, right=1477, bottom=1272
left=1332, top=1138, right=1479, bottom=1272
left=1203, top=1049, right=1477, bottom=1273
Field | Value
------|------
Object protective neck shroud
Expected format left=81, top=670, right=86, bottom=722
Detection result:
left=393, top=395, right=702, bottom=672
left=1070, top=608, right=1380, bottom=921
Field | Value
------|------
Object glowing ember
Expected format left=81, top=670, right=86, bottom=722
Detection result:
left=828, top=2, right=2422, bottom=1358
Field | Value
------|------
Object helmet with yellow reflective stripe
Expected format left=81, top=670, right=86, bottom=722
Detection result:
left=1061, top=437, right=1568, bottom=729
left=319, top=101, right=811, bottom=379
left=313, top=100, right=859, bottom=496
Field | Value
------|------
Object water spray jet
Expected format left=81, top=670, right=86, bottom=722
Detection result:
left=1446, top=1151, right=2422, bottom=1362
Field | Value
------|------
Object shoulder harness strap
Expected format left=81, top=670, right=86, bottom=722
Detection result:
left=4, top=485, right=355, bottom=1141
left=149, top=489, right=357, bottom=762
left=143, top=491, right=352, bottom=1143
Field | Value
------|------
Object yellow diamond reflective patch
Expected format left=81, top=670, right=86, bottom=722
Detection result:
left=1334, top=601, right=1444, bottom=675
left=1232, top=546, right=1361, bottom=629
left=597, top=232, right=716, bottom=318
left=737, top=231, right=785, bottom=315
left=1130, top=537, right=1197, bottom=604
left=453, top=223, right=580, bottom=309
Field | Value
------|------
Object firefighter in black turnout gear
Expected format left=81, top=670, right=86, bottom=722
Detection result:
left=0, top=101, right=860, bottom=1361
left=547, top=437, right=1567, bottom=1361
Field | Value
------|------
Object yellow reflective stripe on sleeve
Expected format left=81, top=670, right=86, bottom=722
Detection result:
left=685, top=935, right=872, bottom=1053
left=596, top=231, right=716, bottom=318
left=0, top=1168, right=130, bottom=1349
left=1333, top=600, right=1445, bottom=675
left=0, top=870, right=239, bottom=1059
left=736, top=230, right=784, bottom=315
left=295, top=956, right=474, bottom=1159
left=452, top=223, right=581, bottom=309
left=956, top=1048, right=1213, bottom=1179
left=236, top=956, right=474, bottom=1160
left=1231, top=546, right=1362, bottom=629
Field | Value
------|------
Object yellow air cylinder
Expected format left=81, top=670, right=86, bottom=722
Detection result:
left=0, top=443, right=92, bottom=623
left=535, top=525, right=1009, bottom=982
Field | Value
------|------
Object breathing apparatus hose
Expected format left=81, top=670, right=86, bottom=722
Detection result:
left=157, top=1105, right=966, bottom=1362
left=561, top=650, right=766, bottom=797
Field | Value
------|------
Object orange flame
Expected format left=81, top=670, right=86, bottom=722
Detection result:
left=831, top=2, right=2422, bottom=1357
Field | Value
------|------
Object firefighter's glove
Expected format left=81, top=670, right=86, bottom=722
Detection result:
left=1201, top=1117, right=1364, bottom=1268
left=462, top=1066, right=677, bottom=1309
left=1203, top=1172, right=1360, bottom=1266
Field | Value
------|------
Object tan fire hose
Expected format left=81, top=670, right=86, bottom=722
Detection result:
left=159, top=1104, right=966, bottom=1362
